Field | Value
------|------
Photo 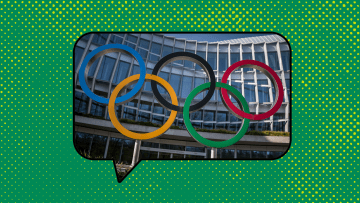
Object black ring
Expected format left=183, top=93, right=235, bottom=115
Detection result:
left=151, top=52, right=216, bottom=113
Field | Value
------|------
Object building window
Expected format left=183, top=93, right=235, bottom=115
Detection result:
left=237, top=150, right=251, bottom=159
left=138, top=112, right=150, bottom=122
left=96, top=56, right=116, bottom=81
left=195, top=51, right=206, bottom=70
left=126, top=35, right=138, bottom=43
left=90, top=101, right=106, bottom=117
left=74, top=46, right=85, bottom=68
left=217, top=149, right=235, bottom=159
left=74, top=91, right=89, bottom=114
left=194, top=78, right=205, bottom=99
left=219, top=53, right=228, bottom=72
left=204, top=111, right=215, bottom=121
left=181, top=76, right=193, bottom=98
left=162, top=45, right=173, bottom=57
left=258, top=79, right=270, bottom=103
left=242, top=53, right=252, bottom=72
left=92, top=33, right=108, bottom=45
left=244, top=80, right=256, bottom=102
left=207, top=52, right=217, bottom=70
left=252, top=151, right=267, bottom=159
left=110, top=34, right=124, bottom=44
left=281, top=51, right=290, bottom=71
left=74, top=132, right=93, bottom=156
left=286, top=79, right=290, bottom=100
left=123, top=107, right=136, bottom=120
left=230, top=80, right=242, bottom=102
left=169, top=74, right=181, bottom=96
left=153, top=103, right=164, bottom=114
left=267, top=52, right=280, bottom=71
left=157, top=72, right=169, bottom=94
left=152, top=115, right=164, bottom=125
left=184, top=49, right=195, bottom=69
left=112, top=61, right=130, bottom=84
left=191, top=110, right=203, bottom=121
left=273, top=121, right=286, bottom=131
left=217, top=112, right=228, bottom=122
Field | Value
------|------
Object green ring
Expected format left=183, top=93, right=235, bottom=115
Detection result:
left=183, top=82, right=250, bottom=148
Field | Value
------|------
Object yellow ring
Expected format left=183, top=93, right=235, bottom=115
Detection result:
left=108, top=74, right=178, bottom=140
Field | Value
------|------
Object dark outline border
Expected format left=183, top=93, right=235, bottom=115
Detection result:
left=72, top=31, right=292, bottom=183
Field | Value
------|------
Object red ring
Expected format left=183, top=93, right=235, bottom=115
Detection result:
left=221, top=60, right=284, bottom=120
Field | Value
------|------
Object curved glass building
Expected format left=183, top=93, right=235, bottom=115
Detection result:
left=74, top=33, right=290, bottom=167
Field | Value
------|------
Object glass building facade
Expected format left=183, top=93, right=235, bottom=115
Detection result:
left=74, top=33, right=290, bottom=163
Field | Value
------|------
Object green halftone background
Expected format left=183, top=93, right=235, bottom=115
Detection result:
left=1, top=1, right=359, bottom=202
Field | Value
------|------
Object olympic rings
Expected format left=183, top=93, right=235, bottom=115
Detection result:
left=79, top=44, right=146, bottom=104
left=108, top=74, right=178, bottom=140
left=151, top=52, right=216, bottom=113
left=78, top=44, right=286, bottom=148
left=183, top=82, right=250, bottom=148
left=221, top=60, right=284, bottom=120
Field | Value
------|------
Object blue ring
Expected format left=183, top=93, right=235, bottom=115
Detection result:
left=78, top=44, right=146, bottom=104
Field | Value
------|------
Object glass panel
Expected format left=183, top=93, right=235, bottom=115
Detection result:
left=74, top=132, right=93, bottom=156
left=286, top=79, right=290, bottom=100
left=92, top=34, right=108, bottom=45
left=219, top=53, right=228, bottom=72
left=150, top=42, right=162, bottom=54
left=268, top=52, right=280, bottom=70
left=120, top=140, right=135, bottom=164
left=106, top=138, right=123, bottom=163
left=74, top=46, right=85, bottom=68
left=184, top=50, right=195, bottom=68
left=162, top=45, right=173, bottom=57
left=230, top=53, right=240, bottom=66
left=90, top=101, right=106, bottom=117
left=237, top=150, right=251, bottom=159
left=252, top=151, right=267, bottom=159
left=89, top=135, right=108, bottom=159
left=169, top=74, right=181, bottom=96
left=242, top=53, right=252, bottom=72
left=140, top=150, right=158, bottom=160
left=273, top=121, right=285, bottom=131
left=141, top=142, right=159, bottom=148
left=158, top=152, right=171, bottom=159
left=186, top=146, right=205, bottom=152
left=138, top=112, right=150, bottom=122
left=113, top=61, right=130, bottom=84
left=149, top=54, right=160, bottom=61
left=218, top=149, right=235, bottom=159
left=203, top=123, right=214, bottom=130
left=230, top=80, right=242, bottom=102
left=88, top=51, right=100, bottom=77
left=217, top=112, right=228, bottom=122
left=153, top=103, right=164, bottom=114
left=140, top=69, right=153, bottom=91
left=191, top=110, right=202, bottom=121
left=207, top=52, right=217, bottom=70
left=74, top=91, right=89, bottom=114
left=96, top=56, right=116, bottom=81
left=126, top=35, right=138, bottom=43
left=281, top=51, right=290, bottom=71
left=123, top=107, right=136, bottom=120
left=139, top=39, right=150, bottom=49
left=172, top=154, right=185, bottom=159
left=157, top=72, right=169, bottom=94
left=110, top=35, right=123, bottom=44
left=204, top=111, right=215, bottom=121
left=244, top=80, right=256, bottom=102
left=258, top=122, right=271, bottom=131
left=152, top=115, right=164, bottom=125
left=139, top=101, right=152, bottom=111
left=194, top=78, right=205, bottom=99
left=258, top=79, right=270, bottom=103
left=181, top=76, right=193, bottom=98
left=267, top=151, right=284, bottom=159
left=173, top=47, right=184, bottom=65
left=195, top=51, right=206, bottom=70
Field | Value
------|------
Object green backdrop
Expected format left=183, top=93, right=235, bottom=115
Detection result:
left=1, top=1, right=359, bottom=202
